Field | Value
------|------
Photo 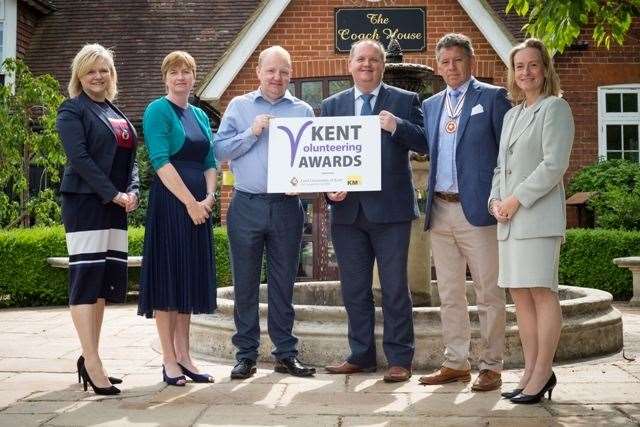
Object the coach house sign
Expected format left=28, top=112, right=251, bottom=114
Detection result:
left=335, top=7, right=426, bottom=52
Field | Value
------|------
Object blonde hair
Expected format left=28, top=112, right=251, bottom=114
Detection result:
left=68, top=44, right=118, bottom=100
left=507, top=38, right=562, bottom=103
left=257, top=45, right=291, bottom=67
left=161, top=51, right=197, bottom=81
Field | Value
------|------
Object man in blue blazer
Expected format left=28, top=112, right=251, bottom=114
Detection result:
left=419, top=34, right=511, bottom=391
left=322, top=39, right=426, bottom=382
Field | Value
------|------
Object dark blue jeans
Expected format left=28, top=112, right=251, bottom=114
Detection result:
left=227, top=190, right=303, bottom=362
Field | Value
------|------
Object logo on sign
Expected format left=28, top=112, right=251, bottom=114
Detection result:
left=276, top=120, right=314, bottom=167
left=347, top=176, right=362, bottom=186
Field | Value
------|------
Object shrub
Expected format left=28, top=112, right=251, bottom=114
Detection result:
left=0, top=226, right=231, bottom=308
left=0, top=226, right=68, bottom=307
left=559, top=228, right=640, bottom=299
left=568, top=159, right=640, bottom=231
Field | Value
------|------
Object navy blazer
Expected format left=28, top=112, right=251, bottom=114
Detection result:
left=57, top=92, right=139, bottom=204
left=321, top=83, right=426, bottom=224
left=422, top=78, right=511, bottom=229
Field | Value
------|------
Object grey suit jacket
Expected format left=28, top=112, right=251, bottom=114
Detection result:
left=489, top=96, right=574, bottom=241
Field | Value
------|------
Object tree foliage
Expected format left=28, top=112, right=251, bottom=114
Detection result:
left=506, top=0, right=640, bottom=53
left=568, top=159, right=640, bottom=231
left=0, top=58, right=65, bottom=228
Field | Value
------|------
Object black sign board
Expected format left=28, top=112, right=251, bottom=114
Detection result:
left=335, top=7, right=426, bottom=53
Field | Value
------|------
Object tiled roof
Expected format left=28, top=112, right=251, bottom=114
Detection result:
left=24, top=0, right=261, bottom=128
left=20, top=0, right=55, bottom=14
left=485, top=0, right=526, bottom=41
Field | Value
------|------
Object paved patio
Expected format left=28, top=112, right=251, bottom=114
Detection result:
left=0, top=303, right=639, bottom=427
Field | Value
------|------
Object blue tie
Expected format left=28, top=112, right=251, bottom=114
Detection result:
left=449, top=89, right=461, bottom=109
left=360, top=94, right=374, bottom=116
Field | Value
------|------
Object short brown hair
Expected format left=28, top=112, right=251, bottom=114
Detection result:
left=68, top=44, right=118, bottom=100
left=507, top=38, right=562, bottom=103
left=161, top=51, right=197, bottom=81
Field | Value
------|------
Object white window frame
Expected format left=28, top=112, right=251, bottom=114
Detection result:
left=1, top=0, right=17, bottom=86
left=597, top=84, right=640, bottom=162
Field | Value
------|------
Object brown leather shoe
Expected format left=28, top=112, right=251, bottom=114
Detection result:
left=383, top=366, right=411, bottom=382
left=471, top=369, right=502, bottom=392
left=325, top=361, right=376, bottom=374
left=418, top=367, right=471, bottom=385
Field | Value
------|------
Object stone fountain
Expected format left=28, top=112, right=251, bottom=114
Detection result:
left=191, top=39, right=623, bottom=368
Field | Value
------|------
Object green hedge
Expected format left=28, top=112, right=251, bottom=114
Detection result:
left=2, top=226, right=638, bottom=307
left=560, top=228, right=640, bottom=299
left=0, top=226, right=231, bottom=308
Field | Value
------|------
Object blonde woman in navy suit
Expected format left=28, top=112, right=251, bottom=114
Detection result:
left=57, top=44, right=139, bottom=395
left=489, top=38, right=574, bottom=404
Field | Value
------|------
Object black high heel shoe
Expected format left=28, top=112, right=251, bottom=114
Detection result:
left=178, top=363, right=215, bottom=383
left=77, top=356, right=122, bottom=385
left=510, top=372, right=557, bottom=404
left=501, top=388, right=523, bottom=399
left=163, top=365, right=187, bottom=387
left=80, top=365, right=120, bottom=395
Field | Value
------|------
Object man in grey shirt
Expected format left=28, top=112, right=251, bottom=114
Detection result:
left=215, top=45, right=315, bottom=379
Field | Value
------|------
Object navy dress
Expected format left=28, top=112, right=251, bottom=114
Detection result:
left=138, top=102, right=217, bottom=318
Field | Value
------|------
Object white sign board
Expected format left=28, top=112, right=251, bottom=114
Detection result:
left=267, top=116, right=381, bottom=193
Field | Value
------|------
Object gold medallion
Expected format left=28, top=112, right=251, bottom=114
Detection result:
left=445, top=120, right=457, bottom=134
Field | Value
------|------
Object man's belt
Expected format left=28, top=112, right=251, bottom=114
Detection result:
left=435, top=192, right=460, bottom=202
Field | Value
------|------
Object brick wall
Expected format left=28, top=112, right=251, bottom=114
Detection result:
left=17, top=5, right=41, bottom=60
left=217, top=0, right=508, bottom=222
left=216, top=1, right=640, bottom=224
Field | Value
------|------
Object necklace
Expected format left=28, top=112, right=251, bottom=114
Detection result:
left=444, top=90, right=467, bottom=134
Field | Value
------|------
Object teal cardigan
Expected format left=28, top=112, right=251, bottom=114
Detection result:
left=142, top=97, right=217, bottom=171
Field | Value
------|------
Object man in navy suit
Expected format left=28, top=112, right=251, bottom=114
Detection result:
left=322, top=39, right=426, bottom=382
left=419, top=33, right=511, bottom=391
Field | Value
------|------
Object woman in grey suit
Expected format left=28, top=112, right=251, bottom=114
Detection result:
left=489, top=38, right=574, bottom=404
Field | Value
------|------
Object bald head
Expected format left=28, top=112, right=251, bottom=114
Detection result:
left=258, top=45, right=292, bottom=67
left=256, top=45, right=292, bottom=102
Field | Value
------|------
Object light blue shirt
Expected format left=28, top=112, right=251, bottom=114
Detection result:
left=435, top=78, right=472, bottom=193
left=214, top=89, right=314, bottom=193
left=353, top=84, right=382, bottom=116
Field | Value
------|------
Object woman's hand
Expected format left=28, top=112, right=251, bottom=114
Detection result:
left=490, top=199, right=509, bottom=223
left=186, top=199, right=210, bottom=225
left=112, top=192, right=130, bottom=208
left=327, top=192, right=347, bottom=202
left=202, top=193, right=215, bottom=211
left=125, top=192, right=139, bottom=212
left=497, top=195, right=521, bottom=219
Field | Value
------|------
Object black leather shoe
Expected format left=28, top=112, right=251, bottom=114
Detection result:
left=230, top=359, right=257, bottom=379
left=274, top=357, right=316, bottom=377
left=501, top=388, right=523, bottom=399
left=510, top=372, right=557, bottom=404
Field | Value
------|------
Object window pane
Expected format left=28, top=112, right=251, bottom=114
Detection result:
left=606, top=93, right=621, bottom=112
left=624, top=152, right=639, bottom=163
left=288, top=83, right=295, bottom=97
left=301, top=81, right=322, bottom=110
left=607, top=125, right=622, bottom=150
left=607, top=151, right=622, bottom=159
left=622, top=93, right=638, bottom=112
left=623, top=125, right=639, bottom=151
left=329, top=79, right=351, bottom=96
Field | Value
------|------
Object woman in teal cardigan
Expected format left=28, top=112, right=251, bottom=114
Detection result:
left=138, top=51, right=217, bottom=386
